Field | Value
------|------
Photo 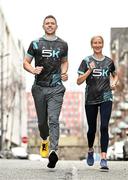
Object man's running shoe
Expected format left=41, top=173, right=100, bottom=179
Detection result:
left=40, top=140, right=49, bottom=158
left=47, top=151, right=58, bottom=168
left=100, top=159, right=109, bottom=171
left=87, top=151, right=94, bottom=166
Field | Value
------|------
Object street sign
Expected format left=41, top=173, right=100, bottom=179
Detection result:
left=22, top=136, right=28, bottom=144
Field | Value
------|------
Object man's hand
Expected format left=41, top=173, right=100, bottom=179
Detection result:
left=61, top=73, right=68, bottom=81
left=33, top=66, right=44, bottom=75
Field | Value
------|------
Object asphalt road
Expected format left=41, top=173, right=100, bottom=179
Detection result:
left=0, top=159, right=128, bottom=180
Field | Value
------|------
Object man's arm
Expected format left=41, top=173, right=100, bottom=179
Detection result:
left=61, top=58, right=68, bottom=81
left=23, top=56, right=43, bottom=75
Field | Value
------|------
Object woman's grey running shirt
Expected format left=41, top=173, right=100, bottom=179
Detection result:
left=78, top=55, right=116, bottom=105
left=26, top=36, right=68, bottom=87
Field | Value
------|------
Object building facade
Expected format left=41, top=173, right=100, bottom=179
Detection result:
left=0, top=7, right=28, bottom=151
left=60, top=91, right=85, bottom=136
left=109, top=28, right=128, bottom=146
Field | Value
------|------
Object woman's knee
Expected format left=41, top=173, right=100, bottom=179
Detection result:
left=100, top=126, right=108, bottom=133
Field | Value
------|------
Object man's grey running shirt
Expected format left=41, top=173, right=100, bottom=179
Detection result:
left=78, top=55, right=116, bottom=105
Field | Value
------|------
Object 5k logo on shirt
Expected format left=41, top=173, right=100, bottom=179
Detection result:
left=42, top=49, right=60, bottom=58
left=92, top=68, right=109, bottom=77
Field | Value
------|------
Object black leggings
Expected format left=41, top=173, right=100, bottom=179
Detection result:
left=85, top=101, right=112, bottom=152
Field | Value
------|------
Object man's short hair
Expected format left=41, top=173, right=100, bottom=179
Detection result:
left=43, top=15, right=57, bottom=24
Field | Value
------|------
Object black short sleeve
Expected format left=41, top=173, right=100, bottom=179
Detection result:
left=27, top=41, right=36, bottom=57
left=78, top=59, right=88, bottom=75
left=63, top=42, right=68, bottom=58
left=110, top=61, right=116, bottom=73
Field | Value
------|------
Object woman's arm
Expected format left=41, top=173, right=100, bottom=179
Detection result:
left=77, top=61, right=95, bottom=85
left=77, top=69, right=92, bottom=85
left=110, top=71, right=119, bottom=90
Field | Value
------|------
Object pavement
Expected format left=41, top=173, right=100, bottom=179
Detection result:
left=0, top=159, right=128, bottom=180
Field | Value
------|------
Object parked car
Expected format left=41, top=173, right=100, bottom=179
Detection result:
left=114, top=141, right=124, bottom=160
left=107, top=146, right=115, bottom=160
left=123, top=140, right=128, bottom=160
left=11, top=146, right=28, bottom=159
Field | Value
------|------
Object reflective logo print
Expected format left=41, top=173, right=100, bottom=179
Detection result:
left=92, top=68, right=109, bottom=77
left=42, top=49, right=60, bottom=58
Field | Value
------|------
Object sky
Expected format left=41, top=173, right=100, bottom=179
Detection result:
left=0, top=0, right=128, bottom=91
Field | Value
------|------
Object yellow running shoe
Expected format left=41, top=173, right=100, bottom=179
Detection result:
left=40, top=140, right=49, bottom=158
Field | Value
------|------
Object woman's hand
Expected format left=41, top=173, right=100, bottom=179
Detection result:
left=110, top=81, right=118, bottom=90
left=89, top=61, right=96, bottom=70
